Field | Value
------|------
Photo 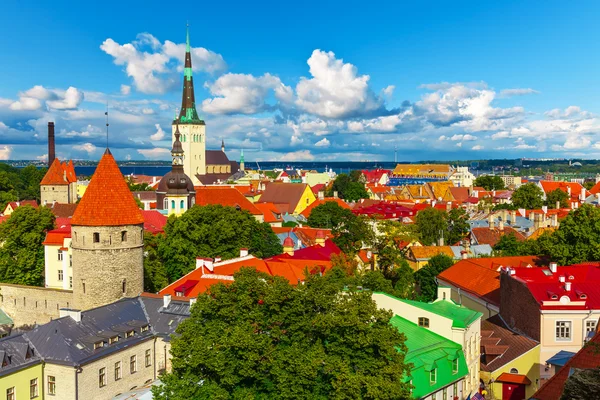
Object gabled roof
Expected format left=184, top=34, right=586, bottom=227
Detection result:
left=532, top=330, right=600, bottom=400
left=300, top=198, right=351, bottom=218
left=71, top=149, right=144, bottom=226
left=448, top=187, right=470, bottom=203
left=258, top=183, right=312, bottom=212
left=141, top=210, right=167, bottom=234
left=437, top=256, right=544, bottom=306
left=205, top=150, right=230, bottom=165
left=195, top=187, right=262, bottom=215
left=409, top=246, right=455, bottom=261
left=48, top=202, right=77, bottom=218
left=43, top=226, right=71, bottom=246
left=254, top=202, right=283, bottom=223
left=40, top=159, right=77, bottom=185
left=539, top=180, right=584, bottom=199
left=480, top=315, right=539, bottom=372
left=471, top=226, right=526, bottom=246
left=5, top=200, right=38, bottom=211
left=0, top=334, right=41, bottom=377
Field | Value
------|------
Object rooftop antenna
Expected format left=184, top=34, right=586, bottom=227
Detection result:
left=394, top=145, right=398, bottom=163
left=105, top=102, right=109, bottom=149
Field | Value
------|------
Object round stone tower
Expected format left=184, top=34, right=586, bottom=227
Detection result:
left=70, top=148, right=145, bottom=311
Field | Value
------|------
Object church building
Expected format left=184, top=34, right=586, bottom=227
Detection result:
left=172, top=27, right=239, bottom=185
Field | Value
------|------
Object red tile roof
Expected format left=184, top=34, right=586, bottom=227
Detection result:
left=532, top=330, right=600, bottom=400
left=71, top=149, right=144, bottom=226
left=449, top=187, right=470, bottom=203
left=195, top=187, right=262, bottom=215
left=495, top=373, right=531, bottom=385
left=539, top=180, right=584, bottom=200
left=352, top=201, right=415, bottom=219
left=141, top=210, right=168, bottom=234
left=48, top=203, right=77, bottom=218
left=471, top=227, right=526, bottom=247
left=300, top=198, right=351, bottom=218
left=40, top=159, right=77, bottom=185
left=5, top=200, right=38, bottom=211
left=253, top=202, right=283, bottom=223
left=589, top=181, right=600, bottom=195
left=438, top=256, right=544, bottom=306
left=43, top=226, right=71, bottom=246
left=507, top=263, right=600, bottom=311
left=310, top=183, right=326, bottom=195
left=361, top=169, right=390, bottom=183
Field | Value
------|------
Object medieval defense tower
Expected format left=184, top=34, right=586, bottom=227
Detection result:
left=70, top=149, right=145, bottom=310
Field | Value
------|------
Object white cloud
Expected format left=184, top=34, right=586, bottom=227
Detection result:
left=120, top=85, right=131, bottom=95
left=73, top=143, right=97, bottom=154
left=0, top=146, right=12, bottom=160
left=36, top=153, right=48, bottom=161
left=142, top=108, right=155, bottom=115
left=295, top=50, right=385, bottom=119
left=137, top=147, right=171, bottom=159
left=101, top=33, right=226, bottom=94
left=9, top=85, right=83, bottom=111
left=150, top=124, right=166, bottom=141
left=278, top=150, right=315, bottom=161
left=471, top=145, right=483, bottom=150
left=499, top=88, right=539, bottom=98
left=315, top=138, right=330, bottom=147
left=46, top=87, right=84, bottom=110
left=10, top=97, right=42, bottom=111
left=202, top=73, right=292, bottom=114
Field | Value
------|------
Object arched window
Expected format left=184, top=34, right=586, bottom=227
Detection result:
left=180, top=200, right=185, bottom=209
left=163, top=198, right=168, bottom=209
left=509, top=368, right=519, bottom=374
left=171, top=200, right=175, bottom=209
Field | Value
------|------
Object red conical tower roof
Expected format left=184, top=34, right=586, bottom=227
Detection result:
left=71, top=149, right=144, bottom=226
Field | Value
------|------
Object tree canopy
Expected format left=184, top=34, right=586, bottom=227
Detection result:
left=153, top=268, right=412, bottom=400
left=446, top=208, right=470, bottom=245
left=473, top=175, right=506, bottom=191
left=545, top=188, right=570, bottom=209
left=142, top=232, right=169, bottom=293
left=307, top=201, right=354, bottom=229
left=0, top=205, right=55, bottom=286
left=158, top=205, right=282, bottom=281
left=331, top=214, right=374, bottom=255
left=414, top=254, right=454, bottom=302
left=546, top=204, right=600, bottom=265
left=415, top=208, right=448, bottom=246
left=511, top=183, right=544, bottom=209
left=0, top=164, right=46, bottom=210
left=327, top=172, right=369, bottom=201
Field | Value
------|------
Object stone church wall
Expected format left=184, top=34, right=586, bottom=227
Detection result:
left=0, top=283, right=73, bottom=327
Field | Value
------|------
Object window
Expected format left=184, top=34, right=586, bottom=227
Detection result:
left=130, top=355, right=137, bottom=374
left=115, top=361, right=122, bottom=381
left=94, top=341, right=104, bottom=350
left=58, top=251, right=63, bottom=261
left=6, top=387, right=14, bottom=400
left=453, top=383, right=457, bottom=396
left=109, top=336, right=119, bottom=345
left=69, top=277, right=72, bottom=289
left=125, top=330, right=134, bottom=338
left=171, top=200, right=175, bottom=209
left=556, top=321, right=572, bottom=340
left=140, top=324, right=149, bottom=333
left=586, top=320, right=597, bottom=336
left=122, top=280, right=127, bottom=294
left=93, top=232, right=100, bottom=243
left=510, top=368, right=519, bottom=374
left=82, top=281, right=86, bottom=294
left=58, top=270, right=63, bottom=282
left=121, top=230, right=127, bottom=242
left=163, top=198, right=168, bottom=209
left=418, top=317, right=430, bottom=328
left=145, top=349, right=151, bottom=367
left=443, top=387, right=447, bottom=400
left=452, top=358, right=459, bottom=373
left=180, top=200, right=185, bottom=209
left=429, top=369, right=437, bottom=384
left=47, top=376, right=56, bottom=395
left=99, top=367, right=106, bottom=387
left=30, top=378, right=38, bottom=398
left=69, top=255, right=72, bottom=267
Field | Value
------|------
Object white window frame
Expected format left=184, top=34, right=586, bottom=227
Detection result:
left=555, top=320, right=572, bottom=341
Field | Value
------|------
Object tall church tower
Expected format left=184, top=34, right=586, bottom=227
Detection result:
left=70, top=149, right=145, bottom=311
left=173, top=25, right=205, bottom=184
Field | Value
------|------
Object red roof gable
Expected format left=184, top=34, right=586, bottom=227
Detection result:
left=195, top=187, right=262, bottom=215
left=471, top=227, right=526, bottom=247
left=310, top=183, right=326, bottom=195
left=253, top=202, right=283, bottom=223
left=352, top=201, right=415, bottom=219
left=141, top=210, right=168, bottom=234
left=71, top=149, right=144, bottom=226
left=539, top=180, right=584, bottom=199
left=361, top=169, right=390, bottom=183
left=5, top=200, right=38, bottom=211
left=43, top=226, right=71, bottom=246
left=41, top=159, right=77, bottom=185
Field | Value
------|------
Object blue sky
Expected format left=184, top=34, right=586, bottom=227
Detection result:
left=1, top=0, right=600, bottom=162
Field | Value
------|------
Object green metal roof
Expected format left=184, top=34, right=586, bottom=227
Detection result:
left=0, top=309, right=13, bottom=325
left=390, top=315, right=468, bottom=399
left=376, top=292, right=482, bottom=329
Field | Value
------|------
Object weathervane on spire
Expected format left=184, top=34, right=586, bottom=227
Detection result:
left=105, top=102, right=110, bottom=149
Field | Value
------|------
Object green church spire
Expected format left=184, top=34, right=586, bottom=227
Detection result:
left=175, top=24, right=204, bottom=125
left=240, top=149, right=244, bottom=163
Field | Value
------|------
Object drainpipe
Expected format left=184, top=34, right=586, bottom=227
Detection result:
left=75, top=365, right=82, bottom=400
left=153, top=337, right=157, bottom=380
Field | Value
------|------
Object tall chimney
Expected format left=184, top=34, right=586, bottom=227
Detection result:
left=48, top=122, right=56, bottom=166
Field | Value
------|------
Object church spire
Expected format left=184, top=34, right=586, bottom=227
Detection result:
left=175, top=24, right=203, bottom=125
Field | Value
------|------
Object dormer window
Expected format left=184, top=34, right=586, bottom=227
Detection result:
left=429, top=368, right=437, bottom=384
left=109, top=336, right=119, bottom=345
left=140, top=325, right=149, bottom=333
left=452, top=358, right=458, bottom=373
left=418, top=317, right=430, bottom=328
left=94, top=341, right=104, bottom=350
left=125, top=330, right=134, bottom=338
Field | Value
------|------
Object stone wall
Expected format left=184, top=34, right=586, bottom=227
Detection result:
left=72, top=224, right=144, bottom=311
left=44, top=363, right=76, bottom=399
left=41, top=184, right=70, bottom=206
left=0, top=283, right=73, bottom=327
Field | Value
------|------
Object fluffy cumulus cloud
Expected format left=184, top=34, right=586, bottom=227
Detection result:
left=278, top=150, right=315, bottom=161
left=202, top=73, right=292, bottom=115
left=73, top=143, right=97, bottom=154
left=0, top=145, right=12, bottom=160
left=295, top=50, right=385, bottom=119
left=120, top=85, right=131, bottom=95
left=150, top=124, right=166, bottom=141
left=314, top=138, right=330, bottom=147
left=100, top=33, right=226, bottom=94
left=9, top=85, right=84, bottom=111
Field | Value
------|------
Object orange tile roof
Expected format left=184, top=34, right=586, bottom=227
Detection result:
left=42, top=227, right=71, bottom=246
left=495, top=372, right=531, bottom=385
left=589, top=181, right=600, bottom=195
left=539, top=180, right=584, bottom=199
left=40, top=159, right=77, bottom=185
left=300, top=198, right=351, bottom=218
left=195, top=187, right=262, bottom=215
left=409, top=246, right=455, bottom=260
left=471, top=227, right=526, bottom=247
left=71, top=149, right=144, bottom=226
left=5, top=200, right=38, bottom=210
left=253, top=202, right=283, bottom=223
left=528, top=227, right=557, bottom=240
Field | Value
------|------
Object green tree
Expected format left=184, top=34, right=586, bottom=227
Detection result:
left=415, top=208, right=448, bottom=245
left=560, top=367, right=600, bottom=400
left=153, top=268, right=412, bottom=400
left=159, top=205, right=282, bottom=281
left=357, top=270, right=397, bottom=295
left=332, top=214, right=374, bottom=255
left=349, top=169, right=366, bottom=183
left=143, top=232, right=169, bottom=293
left=344, top=182, right=370, bottom=202
left=473, top=175, right=506, bottom=190
left=414, top=254, right=454, bottom=302
left=446, top=208, right=470, bottom=245
left=327, top=173, right=369, bottom=201
left=307, top=201, right=354, bottom=229
left=492, top=232, right=524, bottom=256
left=545, top=188, right=570, bottom=209
left=392, top=260, right=415, bottom=299
left=511, top=183, right=544, bottom=209
left=0, top=206, right=55, bottom=286
left=547, top=204, right=600, bottom=265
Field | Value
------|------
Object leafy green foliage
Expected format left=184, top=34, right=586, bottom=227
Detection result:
left=414, top=254, right=454, bottom=302
left=546, top=204, right=600, bottom=265
left=446, top=208, right=470, bottom=245
left=158, top=205, right=282, bottom=281
left=142, top=232, right=169, bottom=293
left=415, top=208, right=448, bottom=245
left=327, top=172, right=369, bottom=201
left=545, top=188, right=570, bottom=209
left=0, top=205, right=55, bottom=286
left=0, top=164, right=46, bottom=210
left=307, top=201, right=354, bottom=229
left=331, top=214, right=374, bottom=255
left=126, top=176, right=155, bottom=192
left=511, top=183, right=544, bottom=209
left=560, top=367, right=600, bottom=400
left=493, top=233, right=546, bottom=257
left=473, top=175, right=506, bottom=190
left=153, top=268, right=412, bottom=400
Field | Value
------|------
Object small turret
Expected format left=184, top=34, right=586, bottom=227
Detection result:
left=283, top=236, right=294, bottom=256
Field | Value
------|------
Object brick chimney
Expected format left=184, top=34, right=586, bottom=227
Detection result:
left=48, top=122, right=56, bottom=166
